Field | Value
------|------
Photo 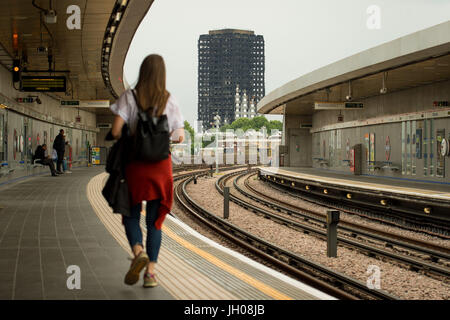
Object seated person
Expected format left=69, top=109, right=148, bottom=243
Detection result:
left=33, top=144, right=58, bottom=177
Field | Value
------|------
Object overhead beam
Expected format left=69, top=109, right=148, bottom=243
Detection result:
left=104, top=0, right=155, bottom=98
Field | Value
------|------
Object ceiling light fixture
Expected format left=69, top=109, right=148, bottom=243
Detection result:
left=380, top=72, right=388, bottom=94
left=345, top=81, right=352, bottom=101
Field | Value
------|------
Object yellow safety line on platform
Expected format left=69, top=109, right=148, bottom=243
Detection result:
left=161, top=224, right=294, bottom=300
left=87, top=172, right=292, bottom=300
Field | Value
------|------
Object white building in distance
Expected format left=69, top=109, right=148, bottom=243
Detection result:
left=235, top=84, right=257, bottom=119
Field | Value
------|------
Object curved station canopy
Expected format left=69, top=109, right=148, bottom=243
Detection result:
left=258, top=21, right=450, bottom=117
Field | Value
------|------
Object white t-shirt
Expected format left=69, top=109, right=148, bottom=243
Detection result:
left=110, top=89, right=184, bottom=135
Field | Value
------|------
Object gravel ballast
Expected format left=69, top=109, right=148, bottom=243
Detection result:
left=179, top=173, right=450, bottom=300
left=246, top=174, right=450, bottom=249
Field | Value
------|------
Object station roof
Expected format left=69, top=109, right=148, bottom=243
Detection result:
left=258, top=21, right=450, bottom=116
left=208, top=29, right=255, bottom=35
left=0, top=0, right=154, bottom=115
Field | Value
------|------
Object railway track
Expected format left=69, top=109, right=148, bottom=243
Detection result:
left=259, top=171, right=450, bottom=237
left=242, top=172, right=450, bottom=261
left=214, top=170, right=450, bottom=280
left=174, top=168, right=398, bottom=300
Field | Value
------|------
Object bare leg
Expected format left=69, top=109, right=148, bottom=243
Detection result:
left=132, top=244, right=143, bottom=258
left=146, top=262, right=156, bottom=275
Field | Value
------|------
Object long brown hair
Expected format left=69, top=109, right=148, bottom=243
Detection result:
left=134, top=54, right=169, bottom=116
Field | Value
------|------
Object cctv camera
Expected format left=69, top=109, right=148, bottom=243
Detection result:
left=345, top=95, right=352, bottom=101
left=37, top=46, right=48, bottom=55
left=45, top=10, right=57, bottom=24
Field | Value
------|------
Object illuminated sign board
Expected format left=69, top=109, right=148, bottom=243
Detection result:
left=91, top=147, right=101, bottom=165
left=21, top=76, right=67, bottom=92
left=314, top=102, right=364, bottom=110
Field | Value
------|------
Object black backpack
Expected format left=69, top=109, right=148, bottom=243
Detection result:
left=130, top=90, right=170, bottom=162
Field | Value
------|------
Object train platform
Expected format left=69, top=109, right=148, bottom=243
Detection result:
left=259, top=167, right=450, bottom=203
left=0, top=166, right=334, bottom=300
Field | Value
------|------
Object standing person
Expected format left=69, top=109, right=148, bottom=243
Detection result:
left=53, top=129, right=65, bottom=174
left=110, top=54, right=184, bottom=288
left=63, top=141, right=72, bottom=173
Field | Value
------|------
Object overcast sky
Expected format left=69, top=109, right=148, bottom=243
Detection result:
left=123, top=0, right=450, bottom=127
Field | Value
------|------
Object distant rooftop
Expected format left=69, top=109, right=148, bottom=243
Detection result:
left=209, top=29, right=255, bottom=35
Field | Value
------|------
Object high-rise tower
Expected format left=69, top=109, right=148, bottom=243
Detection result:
left=198, top=29, right=265, bottom=129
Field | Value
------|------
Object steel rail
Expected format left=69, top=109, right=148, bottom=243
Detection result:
left=259, top=171, right=450, bottom=235
left=214, top=171, right=450, bottom=279
left=238, top=172, right=450, bottom=262
left=176, top=172, right=397, bottom=300
left=262, top=174, right=450, bottom=238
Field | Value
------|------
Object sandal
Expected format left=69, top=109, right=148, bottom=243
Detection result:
left=124, top=251, right=149, bottom=285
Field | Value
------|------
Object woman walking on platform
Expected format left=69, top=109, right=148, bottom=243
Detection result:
left=110, top=54, right=184, bottom=287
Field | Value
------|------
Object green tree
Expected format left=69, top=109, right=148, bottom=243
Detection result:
left=220, top=124, right=232, bottom=132
left=268, top=120, right=283, bottom=133
left=251, top=116, right=270, bottom=130
left=184, top=121, right=194, bottom=140
left=220, top=116, right=283, bottom=134
left=183, top=120, right=195, bottom=154
left=230, top=117, right=251, bottom=130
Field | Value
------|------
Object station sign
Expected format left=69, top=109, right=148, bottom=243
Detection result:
left=16, top=97, right=35, bottom=103
left=91, top=147, right=101, bottom=165
left=61, top=100, right=80, bottom=106
left=314, top=102, right=364, bottom=110
left=80, top=100, right=110, bottom=108
left=20, top=76, right=67, bottom=92
left=97, top=123, right=112, bottom=129
left=433, top=101, right=449, bottom=107
left=60, top=100, right=110, bottom=108
left=345, top=102, right=364, bottom=109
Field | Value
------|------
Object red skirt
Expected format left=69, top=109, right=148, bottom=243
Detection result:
left=125, top=154, right=173, bottom=230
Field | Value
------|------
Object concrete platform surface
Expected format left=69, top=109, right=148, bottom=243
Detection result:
left=0, top=167, right=173, bottom=300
